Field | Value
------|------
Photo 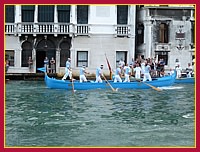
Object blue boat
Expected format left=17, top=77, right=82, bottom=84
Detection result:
left=175, top=77, right=195, bottom=83
left=38, top=67, right=176, bottom=90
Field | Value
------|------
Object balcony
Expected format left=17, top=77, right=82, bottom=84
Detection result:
left=5, top=23, right=89, bottom=36
left=5, top=23, right=17, bottom=35
left=5, top=23, right=131, bottom=38
left=115, top=25, right=131, bottom=37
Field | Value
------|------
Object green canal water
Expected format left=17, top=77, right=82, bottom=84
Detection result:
left=5, top=80, right=195, bottom=147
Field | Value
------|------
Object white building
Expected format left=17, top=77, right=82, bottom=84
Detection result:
left=5, top=4, right=195, bottom=77
left=5, top=5, right=136, bottom=77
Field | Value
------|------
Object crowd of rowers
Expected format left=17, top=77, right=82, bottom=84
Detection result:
left=60, top=57, right=195, bottom=83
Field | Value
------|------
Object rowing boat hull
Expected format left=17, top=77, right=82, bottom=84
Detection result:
left=175, top=77, right=195, bottom=83
left=44, top=73, right=176, bottom=90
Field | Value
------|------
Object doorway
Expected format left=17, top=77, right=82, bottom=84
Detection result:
left=36, top=51, right=46, bottom=73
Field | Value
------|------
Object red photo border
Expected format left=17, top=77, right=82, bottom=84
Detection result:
left=1, top=0, right=198, bottom=152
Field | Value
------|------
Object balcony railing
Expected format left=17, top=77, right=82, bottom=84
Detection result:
left=74, top=24, right=90, bottom=36
left=5, top=23, right=131, bottom=37
left=115, top=25, right=131, bottom=37
left=5, top=23, right=17, bottom=35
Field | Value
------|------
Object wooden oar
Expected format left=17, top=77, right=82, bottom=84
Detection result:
left=71, top=79, right=75, bottom=93
left=102, top=74, right=117, bottom=92
left=131, top=76, right=161, bottom=91
left=142, top=81, right=162, bottom=91
left=105, top=54, right=112, bottom=80
left=71, top=76, right=75, bottom=94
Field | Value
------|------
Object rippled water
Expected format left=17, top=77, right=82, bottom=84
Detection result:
left=5, top=80, right=195, bottom=147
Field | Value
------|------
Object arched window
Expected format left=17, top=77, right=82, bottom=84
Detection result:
left=60, top=41, right=71, bottom=67
left=21, top=41, right=32, bottom=67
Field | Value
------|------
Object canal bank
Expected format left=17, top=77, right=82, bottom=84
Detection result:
left=5, top=73, right=97, bottom=81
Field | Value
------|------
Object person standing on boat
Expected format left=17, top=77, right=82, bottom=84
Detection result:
left=123, top=63, right=131, bottom=82
left=95, top=64, right=104, bottom=83
left=62, top=58, right=72, bottom=80
left=168, top=68, right=174, bottom=75
left=134, top=63, right=142, bottom=80
left=186, top=63, right=193, bottom=78
left=44, top=57, right=49, bottom=73
left=143, top=63, right=152, bottom=82
left=114, top=65, right=122, bottom=83
left=79, top=65, right=89, bottom=83
left=175, top=64, right=182, bottom=78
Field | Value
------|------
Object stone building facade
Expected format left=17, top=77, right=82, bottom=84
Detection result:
left=135, top=5, right=195, bottom=69
left=5, top=5, right=195, bottom=76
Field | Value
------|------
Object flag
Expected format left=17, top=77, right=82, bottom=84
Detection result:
left=105, top=54, right=112, bottom=80
left=37, top=67, right=46, bottom=73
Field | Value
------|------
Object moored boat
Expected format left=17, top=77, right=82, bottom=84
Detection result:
left=38, top=67, right=176, bottom=90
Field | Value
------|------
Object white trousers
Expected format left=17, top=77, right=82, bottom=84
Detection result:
left=62, top=69, right=72, bottom=80
left=123, top=74, right=130, bottom=82
left=95, top=76, right=102, bottom=83
left=135, top=72, right=141, bottom=79
left=114, top=75, right=122, bottom=83
left=143, top=73, right=152, bottom=82
left=80, top=75, right=87, bottom=83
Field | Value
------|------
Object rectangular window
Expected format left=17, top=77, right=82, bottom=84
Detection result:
left=5, top=5, right=15, bottom=23
left=77, top=5, right=88, bottom=24
left=117, top=5, right=128, bottom=24
left=155, top=51, right=168, bottom=65
left=77, top=51, right=88, bottom=67
left=38, top=5, right=54, bottom=22
left=116, top=51, right=127, bottom=67
left=5, top=50, right=15, bottom=66
left=22, top=5, right=35, bottom=22
left=159, top=23, right=168, bottom=43
left=57, top=5, right=70, bottom=23
left=176, top=33, right=185, bottom=39
left=191, top=21, right=195, bottom=45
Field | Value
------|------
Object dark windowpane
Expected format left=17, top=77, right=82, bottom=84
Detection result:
left=58, top=5, right=70, bottom=23
left=21, top=42, right=32, bottom=67
left=117, top=5, right=128, bottom=24
left=155, top=51, right=168, bottom=65
left=22, top=5, right=35, bottom=10
left=5, top=5, right=15, bottom=23
left=77, top=5, right=88, bottom=24
left=159, top=23, right=168, bottom=43
left=22, top=5, right=35, bottom=22
left=60, top=41, right=71, bottom=67
left=22, top=49, right=32, bottom=67
left=57, top=5, right=70, bottom=11
left=60, top=49, right=70, bottom=67
left=191, top=21, right=195, bottom=44
left=22, top=10, right=34, bottom=22
left=38, top=5, right=54, bottom=22
left=77, top=51, right=88, bottom=67
left=116, top=51, right=127, bottom=67
left=5, top=50, right=15, bottom=66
